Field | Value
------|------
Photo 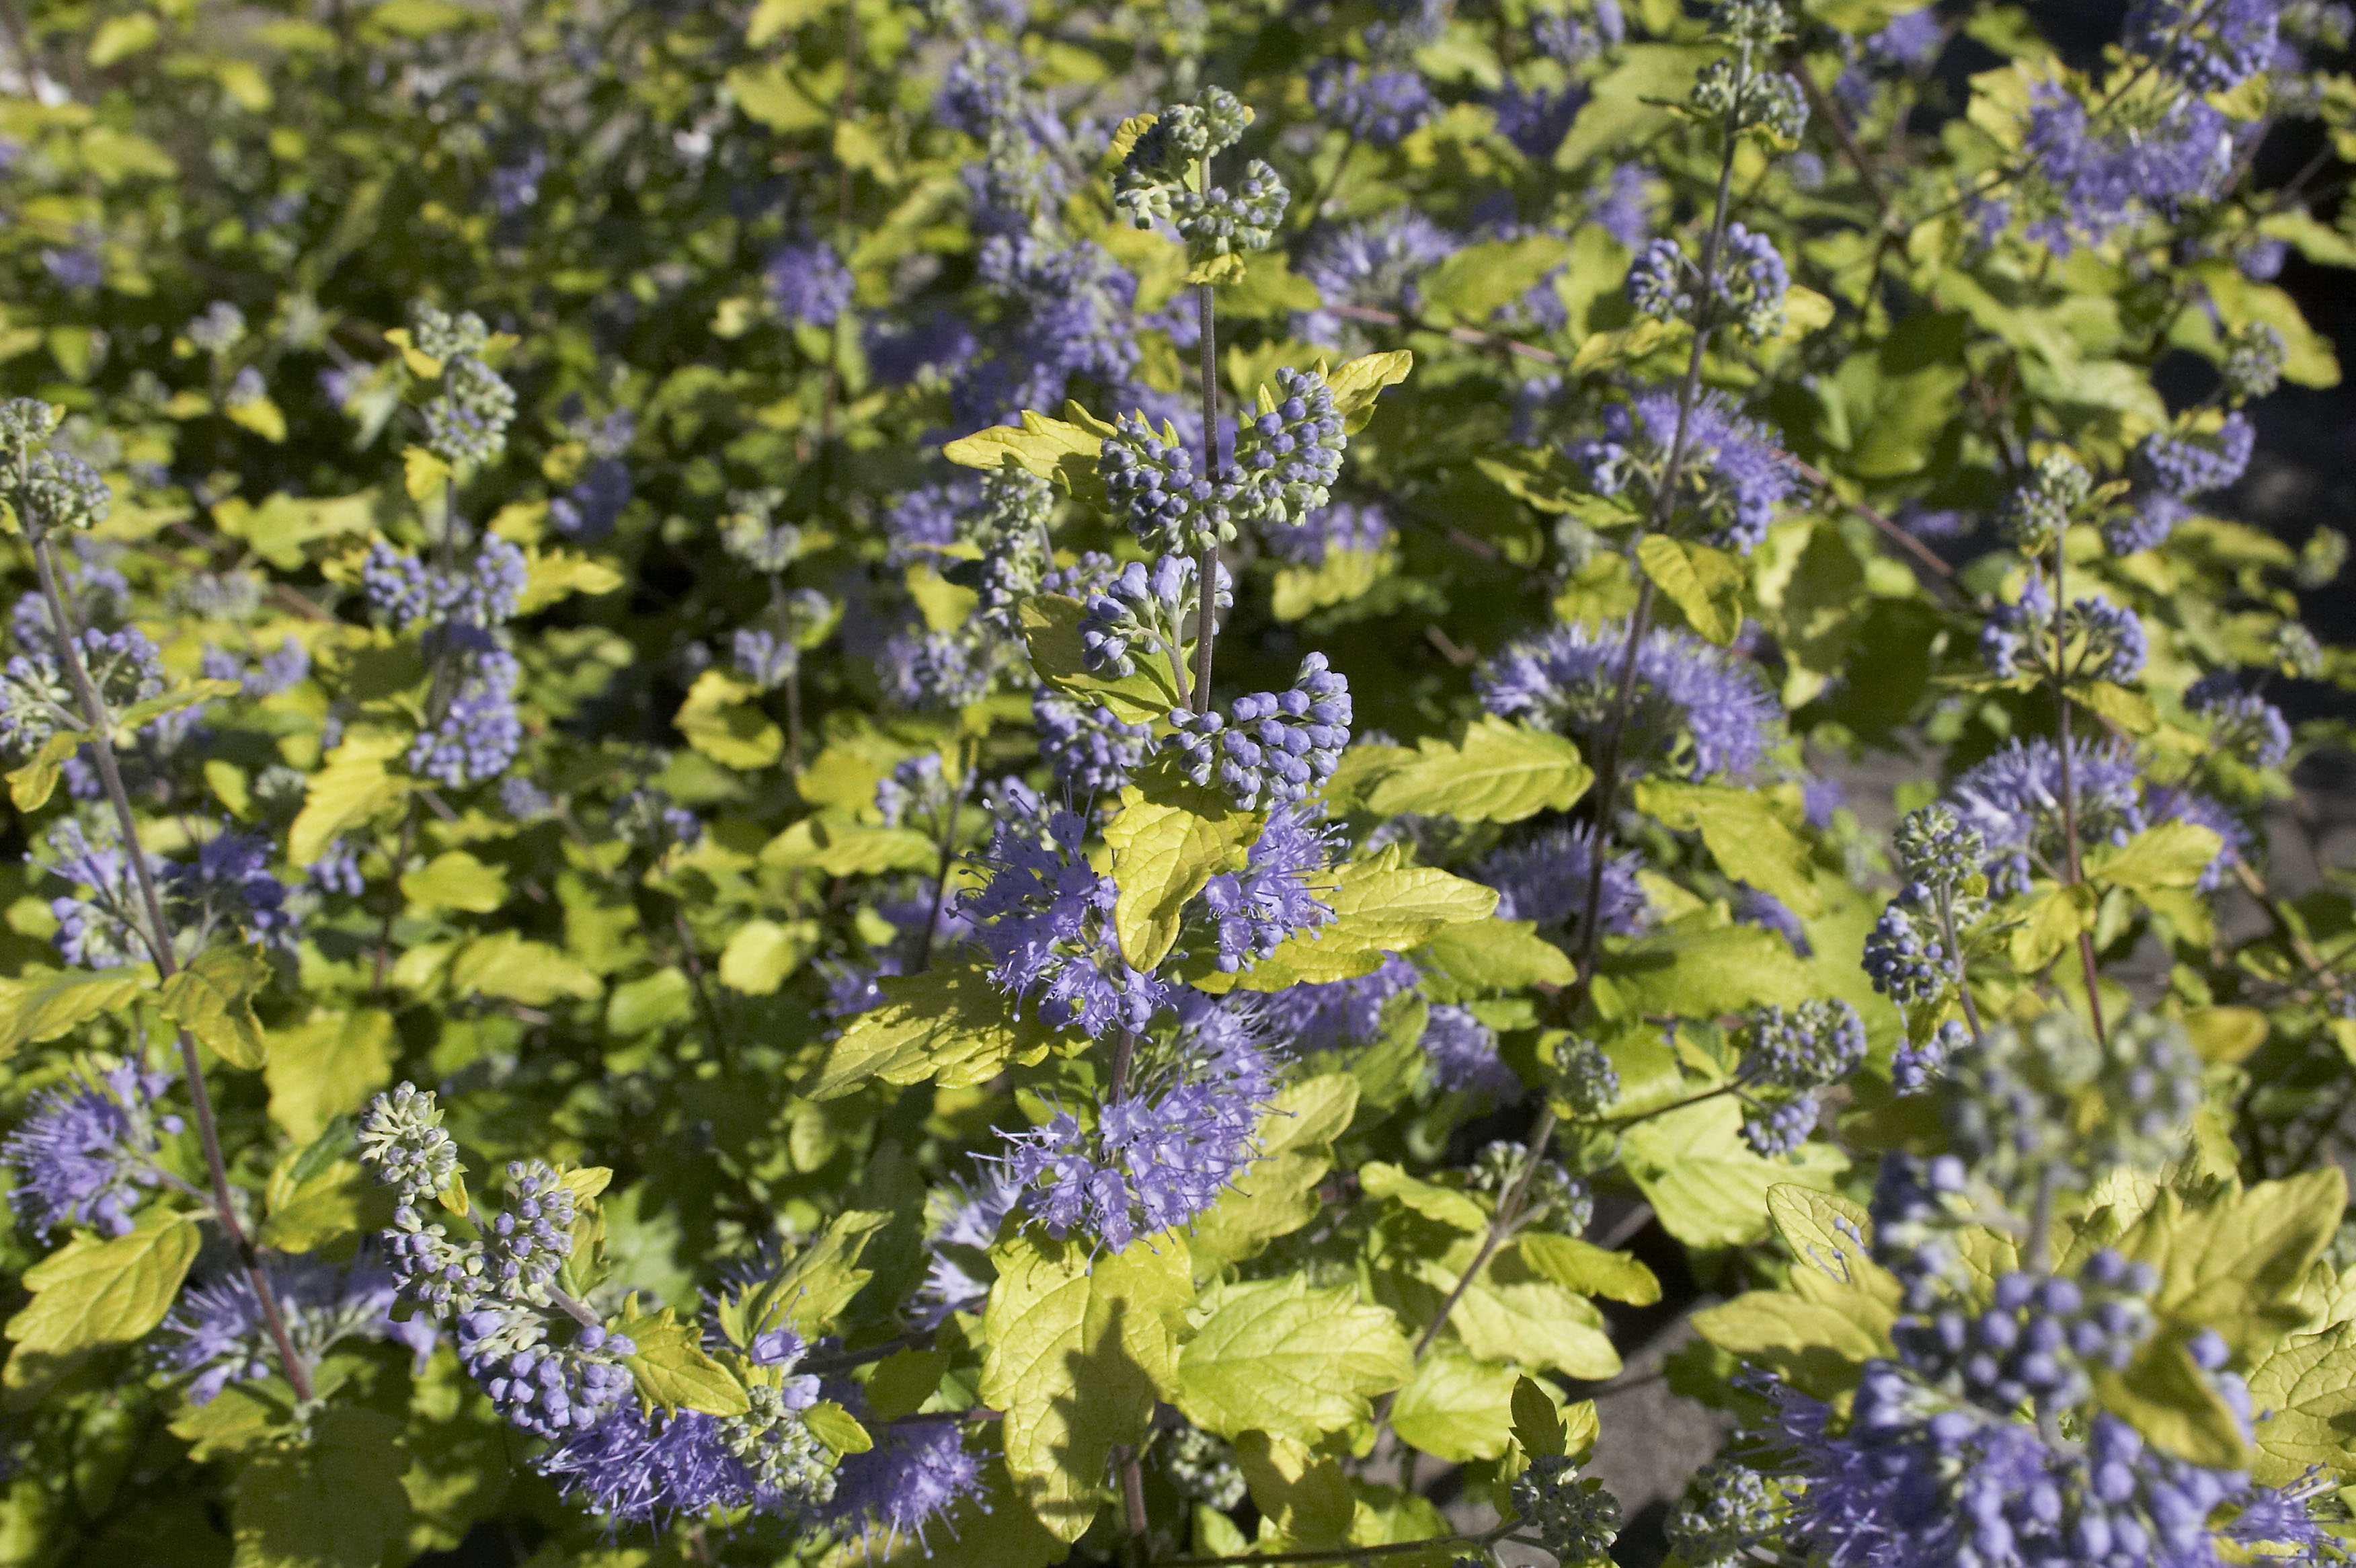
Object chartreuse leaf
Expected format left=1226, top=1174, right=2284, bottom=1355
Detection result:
left=7, top=729, right=83, bottom=811
left=1418, top=238, right=1571, bottom=327
left=2095, top=1328, right=2253, bottom=1469
left=806, top=964, right=1060, bottom=1099
left=1390, top=1343, right=1522, bottom=1462
left=1692, top=1289, right=1893, bottom=1400
left=943, top=409, right=1108, bottom=505
left=398, top=849, right=508, bottom=912
left=1516, top=1232, right=1661, bottom=1306
left=1017, top=592, right=1187, bottom=723
left=1106, top=769, right=1261, bottom=972
left=447, top=931, right=601, bottom=1005
left=1362, top=716, right=1592, bottom=824
left=1768, top=1185, right=1900, bottom=1306
left=726, top=1210, right=894, bottom=1341
left=1413, top=918, right=1574, bottom=998
left=1200, top=849, right=1498, bottom=992
left=0, top=965, right=149, bottom=1060
left=675, top=668, right=784, bottom=769
left=2181, top=1005, right=2268, bottom=1064
left=6, top=1212, right=200, bottom=1366
left=1637, top=535, right=1745, bottom=645
left=1631, top=778, right=1822, bottom=915
left=762, top=817, right=940, bottom=877
left=1439, top=1240, right=1622, bottom=1380
left=1175, top=1275, right=1413, bottom=1443
left=231, top=1406, right=415, bottom=1568
left=1322, top=350, right=1413, bottom=432
left=2246, top=1321, right=2356, bottom=1485
left=803, top=1401, right=873, bottom=1456
left=1512, top=1374, right=1569, bottom=1458
left=2090, top=820, right=2226, bottom=894
left=159, top=946, right=271, bottom=1069
left=1234, top=1432, right=1354, bottom=1547
left=2121, top=1170, right=2344, bottom=1358
left=1272, top=547, right=1392, bottom=621
left=1622, top=1097, right=1848, bottom=1249
left=982, top=1230, right=1193, bottom=1542
left=1186, top=1074, right=1359, bottom=1273
left=717, top=918, right=821, bottom=994
left=289, top=729, right=409, bottom=865
left=864, top=1348, right=953, bottom=1422
left=1592, top=920, right=1815, bottom=1021
left=617, top=1296, right=750, bottom=1417
left=2010, top=881, right=2098, bottom=970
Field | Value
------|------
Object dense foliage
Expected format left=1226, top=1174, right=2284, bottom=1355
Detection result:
left=1, top=0, right=2354, bottom=1563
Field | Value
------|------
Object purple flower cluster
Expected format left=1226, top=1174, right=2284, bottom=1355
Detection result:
left=1493, top=81, right=1583, bottom=160
left=768, top=239, right=854, bottom=328
left=156, top=1250, right=435, bottom=1405
left=408, top=645, right=524, bottom=787
left=1979, top=576, right=2148, bottom=684
left=1261, top=954, right=1419, bottom=1055
left=1, top=1062, right=178, bottom=1237
left=1590, top=163, right=1653, bottom=247
left=459, top=1308, right=636, bottom=1440
left=1262, top=499, right=1395, bottom=565
left=826, top=1420, right=988, bottom=1553
left=2136, top=413, right=2254, bottom=502
left=1475, top=823, right=1649, bottom=937
left=2187, top=673, right=2291, bottom=768
left=1627, top=225, right=1789, bottom=342
left=164, top=826, right=296, bottom=955
left=2125, top=0, right=2281, bottom=91
left=2019, top=89, right=2236, bottom=253
left=1198, top=806, right=1337, bottom=971
left=1478, top=619, right=1783, bottom=782
left=960, top=791, right=1170, bottom=1037
left=1308, top=61, right=1436, bottom=147
left=912, top=1170, right=1022, bottom=1327
left=1078, top=553, right=1228, bottom=679
left=957, top=236, right=1138, bottom=428
left=1166, top=652, right=1352, bottom=811
left=996, top=995, right=1276, bottom=1249
left=1947, top=738, right=2147, bottom=896
left=1294, top=212, right=1461, bottom=347
left=361, top=538, right=528, bottom=633
left=1421, top=1003, right=1520, bottom=1096
left=1574, top=389, right=1801, bottom=553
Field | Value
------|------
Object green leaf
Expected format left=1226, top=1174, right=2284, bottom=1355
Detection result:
left=727, top=61, right=829, bottom=131
left=1186, top=1074, right=1360, bottom=1273
left=1419, top=237, right=1573, bottom=327
left=2010, top=881, right=2098, bottom=970
left=88, top=13, right=161, bottom=66
left=982, top=1230, right=1193, bottom=1541
left=1438, top=1241, right=1622, bottom=1380
left=763, top=817, right=941, bottom=877
left=804, top=1400, right=874, bottom=1456
left=1554, top=44, right=1717, bottom=169
left=263, top=1011, right=397, bottom=1144
left=1413, top=918, right=1573, bottom=1001
left=1516, top=1232, right=1661, bottom=1305
left=606, top=968, right=694, bottom=1035
left=864, top=1348, right=952, bottom=1422
left=942, top=410, right=1107, bottom=506
left=1362, top=715, right=1593, bottom=824
left=447, top=931, right=602, bottom=1006
left=231, top=1407, right=415, bottom=1568
left=0, top=966, right=149, bottom=1061
left=1271, top=547, right=1393, bottom=621
left=1017, top=594, right=1183, bottom=725
left=1511, top=1374, right=1568, bottom=1458
left=1176, top=1274, right=1413, bottom=1444
left=1390, top=1343, right=1521, bottom=1462
left=1362, top=1161, right=1490, bottom=1234
left=1106, top=771, right=1261, bottom=972
left=1637, top=535, right=1745, bottom=645
left=2246, top=1323, right=2356, bottom=1485
left=1631, top=779, right=1821, bottom=915
left=289, top=731, right=409, bottom=865
left=717, top=918, right=820, bottom=995
left=2091, top=821, right=2226, bottom=894
left=398, top=849, right=508, bottom=913
left=675, top=668, right=784, bottom=769
left=256, top=1160, right=389, bottom=1254
left=1622, top=1096, right=1848, bottom=1249
left=158, top=947, right=270, bottom=1070
left=2182, top=1006, right=2268, bottom=1064
left=1322, top=350, right=1414, bottom=433
left=721, top=1210, right=894, bottom=1343
left=2094, top=1329, right=2254, bottom=1469
left=7, top=729, right=83, bottom=811
left=2121, top=1171, right=2345, bottom=1357
left=1234, top=1432, right=1354, bottom=1547
left=1768, top=1185, right=1899, bottom=1305
left=1593, top=921, right=1815, bottom=1021
left=805, top=964, right=1060, bottom=1099
left=1690, top=1289, right=1891, bottom=1399
left=7, top=1212, right=200, bottom=1362
left=617, top=1299, right=752, bottom=1417
left=1200, top=849, right=1498, bottom=992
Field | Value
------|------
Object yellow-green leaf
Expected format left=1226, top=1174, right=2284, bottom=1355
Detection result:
left=7, top=1212, right=199, bottom=1360
left=1322, top=350, right=1413, bottom=432
left=1202, top=849, right=1498, bottom=992
left=289, top=730, right=410, bottom=865
left=1175, top=1274, right=1412, bottom=1444
left=805, top=964, right=1059, bottom=1099
left=0, top=966, right=149, bottom=1061
left=1185, top=1074, right=1360, bottom=1273
left=717, top=918, right=820, bottom=995
left=88, top=12, right=161, bottom=65
left=230, top=1406, right=414, bottom=1568
left=1107, top=773, right=1261, bottom=972
left=402, top=445, right=451, bottom=500
left=7, top=730, right=83, bottom=811
left=1622, top=1096, right=1848, bottom=1249
left=1516, top=1232, right=1661, bottom=1305
left=2246, top=1323, right=2356, bottom=1485
left=1637, top=534, right=1745, bottom=645
left=399, top=849, right=508, bottom=913
left=619, top=1301, right=751, bottom=1417
left=264, top=1010, right=396, bottom=1143
left=675, top=668, right=783, bottom=770
left=447, top=931, right=602, bottom=1006
left=2092, top=821, right=2225, bottom=894
left=2010, top=881, right=2098, bottom=970
left=158, top=947, right=270, bottom=1070
left=1389, top=1342, right=1521, bottom=1462
left=1362, top=716, right=1592, bottom=824
left=1017, top=594, right=1184, bottom=724
left=1632, top=777, right=1821, bottom=915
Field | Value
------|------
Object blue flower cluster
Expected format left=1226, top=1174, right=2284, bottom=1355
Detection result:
left=1479, top=617, right=1783, bottom=781
left=1573, top=388, right=1800, bottom=553
left=1979, top=575, right=2148, bottom=684
left=1474, top=822, right=1651, bottom=937
left=1078, top=553, right=1230, bottom=680
left=0, top=1062, right=179, bottom=1237
left=2114, top=414, right=2256, bottom=553
left=1197, top=806, right=1337, bottom=972
left=1166, top=652, right=1352, bottom=811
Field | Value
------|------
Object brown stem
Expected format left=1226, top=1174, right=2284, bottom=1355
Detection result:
left=915, top=740, right=980, bottom=972
left=2049, top=534, right=2106, bottom=1046
left=1789, top=52, right=1891, bottom=217
left=1191, top=275, right=1220, bottom=715
left=1121, top=1446, right=1150, bottom=1568
left=31, top=531, right=313, bottom=1402
left=1936, top=889, right=1985, bottom=1044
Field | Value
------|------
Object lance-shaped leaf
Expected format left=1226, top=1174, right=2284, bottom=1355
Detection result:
left=805, top=964, right=1060, bottom=1099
